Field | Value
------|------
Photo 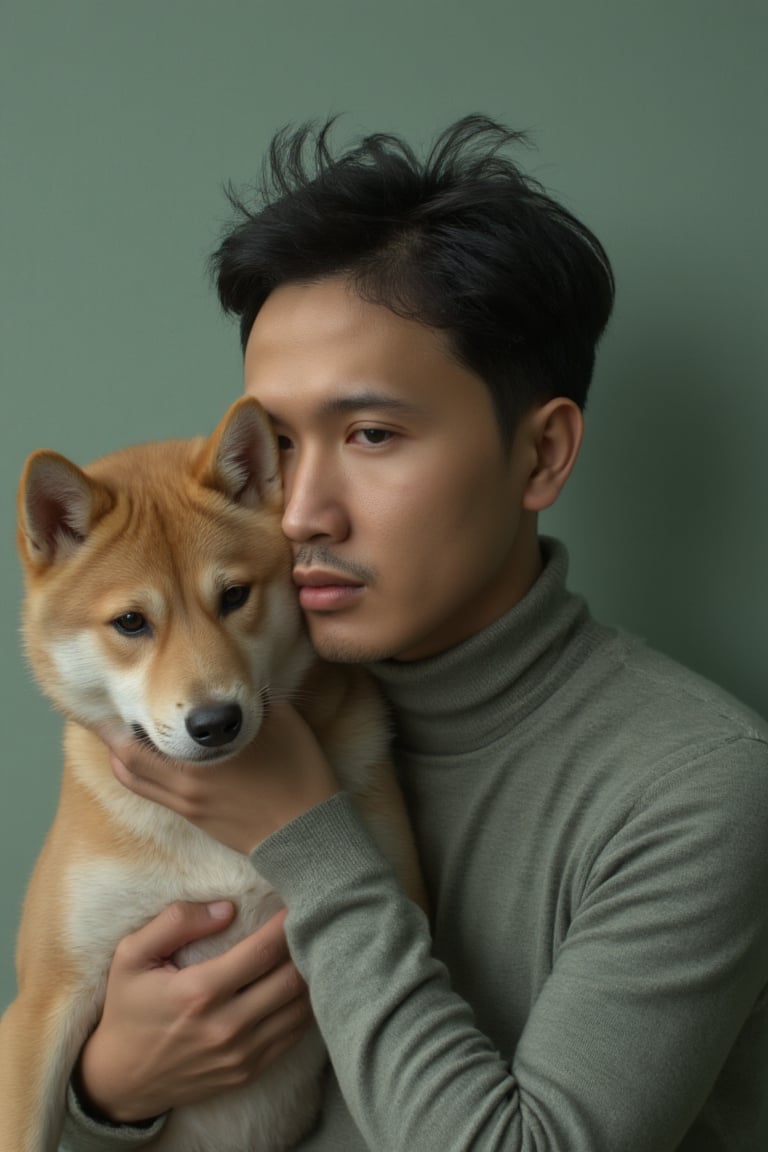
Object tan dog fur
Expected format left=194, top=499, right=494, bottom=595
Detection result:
left=0, top=397, right=425, bottom=1151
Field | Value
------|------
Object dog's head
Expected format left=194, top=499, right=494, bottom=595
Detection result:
left=17, top=397, right=312, bottom=762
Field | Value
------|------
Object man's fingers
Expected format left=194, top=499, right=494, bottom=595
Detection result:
left=199, top=909, right=293, bottom=996
left=236, top=954, right=307, bottom=1022
left=110, top=748, right=167, bottom=796
left=114, top=904, right=293, bottom=1006
left=249, top=1005, right=314, bottom=1079
left=110, top=749, right=216, bottom=822
left=115, top=900, right=236, bottom=970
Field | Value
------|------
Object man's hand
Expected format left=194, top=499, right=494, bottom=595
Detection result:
left=109, top=703, right=339, bottom=855
left=76, top=902, right=313, bottom=1125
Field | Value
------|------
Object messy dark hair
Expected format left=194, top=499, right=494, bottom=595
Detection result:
left=210, top=115, right=614, bottom=441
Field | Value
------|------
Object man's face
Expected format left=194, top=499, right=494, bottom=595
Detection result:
left=244, top=277, right=540, bottom=663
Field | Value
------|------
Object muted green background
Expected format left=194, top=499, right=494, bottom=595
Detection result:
left=1, top=0, right=766, bottom=1024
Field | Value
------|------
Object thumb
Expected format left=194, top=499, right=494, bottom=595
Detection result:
left=116, top=900, right=236, bottom=970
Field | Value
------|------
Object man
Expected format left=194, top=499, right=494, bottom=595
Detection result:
left=62, top=117, right=768, bottom=1150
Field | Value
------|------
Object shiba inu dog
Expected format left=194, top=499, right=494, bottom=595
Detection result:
left=0, top=396, right=425, bottom=1152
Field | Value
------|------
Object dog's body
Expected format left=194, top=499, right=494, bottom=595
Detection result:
left=0, top=398, right=424, bottom=1151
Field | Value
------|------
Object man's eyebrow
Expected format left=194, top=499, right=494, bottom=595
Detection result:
left=317, top=390, right=422, bottom=417
left=264, top=390, right=423, bottom=423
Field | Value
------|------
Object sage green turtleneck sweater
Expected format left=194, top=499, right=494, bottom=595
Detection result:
left=62, top=538, right=768, bottom=1151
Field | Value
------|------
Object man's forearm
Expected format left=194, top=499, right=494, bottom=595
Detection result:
left=251, top=777, right=768, bottom=1152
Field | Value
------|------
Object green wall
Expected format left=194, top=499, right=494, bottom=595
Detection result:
left=1, top=0, right=766, bottom=1019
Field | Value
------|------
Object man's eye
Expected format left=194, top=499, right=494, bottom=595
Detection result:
left=112, top=612, right=148, bottom=636
left=354, top=428, right=393, bottom=446
left=220, top=584, right=250, bottom=615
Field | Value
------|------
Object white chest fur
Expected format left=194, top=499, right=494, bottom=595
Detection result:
left=65, top=841, right=283, bottom=976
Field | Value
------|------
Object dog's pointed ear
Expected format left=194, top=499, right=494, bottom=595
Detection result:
left=198, top=397, right=282, bottom=509
left=18, top=451, right=112, bottom=569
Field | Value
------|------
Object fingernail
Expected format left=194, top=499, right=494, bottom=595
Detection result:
left=207, top=901, right=234, bottom=920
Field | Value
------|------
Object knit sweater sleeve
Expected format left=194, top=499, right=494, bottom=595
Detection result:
left=251, top=738, right=768, bottom=1152
left=58, top=1082, right=166, bottom=1150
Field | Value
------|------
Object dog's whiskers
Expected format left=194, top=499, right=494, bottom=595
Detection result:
left=127, top=724, right=171, bottom=762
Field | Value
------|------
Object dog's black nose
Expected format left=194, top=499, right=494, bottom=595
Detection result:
left=185, top=703, right=242, bottom=748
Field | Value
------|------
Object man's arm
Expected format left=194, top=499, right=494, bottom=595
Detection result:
left=252, top=741, right=768, bottom=1152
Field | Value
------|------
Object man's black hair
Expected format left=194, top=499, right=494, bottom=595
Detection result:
left=211, top=115, right=614, bottom=440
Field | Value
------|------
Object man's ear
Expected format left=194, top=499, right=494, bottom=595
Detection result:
left=197, top=397, right=282, bottom=509
left=520, top=398, right=584, bottom=512
left=18, top=451, right=113, bottom=570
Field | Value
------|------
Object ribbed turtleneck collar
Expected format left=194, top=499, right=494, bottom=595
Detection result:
left=368, top=538, right=607, bottom=756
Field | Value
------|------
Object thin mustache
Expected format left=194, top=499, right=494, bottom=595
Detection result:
left=292, top=546, right=374, bottom=584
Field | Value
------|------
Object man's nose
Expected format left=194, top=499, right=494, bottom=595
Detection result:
left=281, top=451, right=349, bottom=543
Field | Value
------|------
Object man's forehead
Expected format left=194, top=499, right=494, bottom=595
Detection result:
left=242, top=277, right=495, bottom=426
left=245, top=277, right=372, bottom=351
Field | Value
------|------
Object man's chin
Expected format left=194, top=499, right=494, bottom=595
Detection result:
left=306, top=627, right=397, bottom=666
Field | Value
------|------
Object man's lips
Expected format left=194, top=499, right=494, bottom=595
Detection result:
left=292, top=569, right=365, bottom=611
left=293, top=568, right=362, bottom=588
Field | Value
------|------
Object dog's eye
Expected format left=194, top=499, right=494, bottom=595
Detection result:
left=112, top=612, right=148, bottom=636
left=220, top=585, right=250, bottom=615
